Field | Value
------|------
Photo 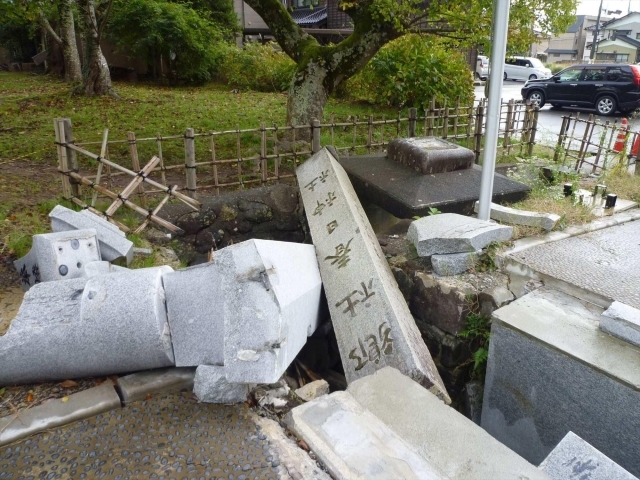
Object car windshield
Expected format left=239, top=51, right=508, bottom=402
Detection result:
left=529, top=58, right=544, bottom=69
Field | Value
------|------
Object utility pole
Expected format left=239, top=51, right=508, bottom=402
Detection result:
left=590, top=0, right=604, bottom=61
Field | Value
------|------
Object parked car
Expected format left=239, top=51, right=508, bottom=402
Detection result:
left=476, top=55, right=489, bottom=80
left=504, top=57, right=552, bottom=81
left=521, top=64, right=640, bottom=116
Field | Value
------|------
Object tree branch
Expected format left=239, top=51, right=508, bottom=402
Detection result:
left=244, top=0, right=318, bottom=61
left=39, top=12, right=62, bottom=46
left=97, top=0, right=113, bottom=44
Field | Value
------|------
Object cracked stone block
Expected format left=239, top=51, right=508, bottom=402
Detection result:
left=84, top=260, right=129, bottom=278
left=478, top=286, right=515, bottom=317
left=117, top=367, right=196, bottom=404
left=540, top=432, right=638, bottom=480
left=474, top=201, right=561, bottom=231
left=193, top=365, right=249, bottom=404
left=14, top=229, right=101, bottom=292
left=0, top=266, right=175, bottom=386
left=49, top=205, right=134, bottom=265
left=600, top=301, right=640, bottom=348
left=431, top=251, right=480, bottom=276
left=387, top=137, right=475, bottom=174
left=408, top=213, right=512, bottom=257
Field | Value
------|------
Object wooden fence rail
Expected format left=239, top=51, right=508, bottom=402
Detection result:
left=54, top=99, right=539, bottom=233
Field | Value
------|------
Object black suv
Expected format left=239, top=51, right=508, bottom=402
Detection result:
left=521, top=64, right=640, bottom=116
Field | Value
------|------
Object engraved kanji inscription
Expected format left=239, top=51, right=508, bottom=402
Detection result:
left=327, top=220, right=338, bottom=234
left=312, top=200, right=326, bottom=216
left=348, top=322, right=394, bottom=371
left=335, top=279, right=376, bottom=317
left=324, top=238, right=353, bottom=269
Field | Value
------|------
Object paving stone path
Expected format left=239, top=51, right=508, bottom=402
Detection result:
left=0, top=392, right=324, bottom=480
left=509, top=219, right=640, bottom=308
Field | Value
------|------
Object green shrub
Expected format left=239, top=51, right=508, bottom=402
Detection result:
left=218, top=42, right=296, bottom=92
left=545, top=63, right=565, bottom=74
left=346, top=35, right=474, bottom=108
left=108, top=0, right=228, bottom=84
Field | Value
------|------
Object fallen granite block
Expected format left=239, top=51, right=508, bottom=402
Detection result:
left=600, top=301, right=640, bottom=348
left=116, top=367, right=196, bottom=404
left=540, top=432, right=638, bottom=480
left=295, top=380, right=330, bottom=402
left=286, top=390, right=447, bottom=479
left=348, top=367, right=549, bottom=480
left=431, top=251, right=479, bottom=276
left=0, top=382, right=121, bottom=447
left=50, top=205, right=134, bottom=265
left=473, top=201, right=560, bottom=231
left=297, top=148, right=449, bottom=402
left=14, top=229, right=101, bottom=291
left=408, top=213, right=513, bottom=257
left=0, top=266, right=175, bottom=386
left=194, top=365, right=249, bottom=404
left=84, top=260, right=129, bottom=277
left=387, top=137, right=475, bottom=174
left=217, top=240, right=323, bottom=384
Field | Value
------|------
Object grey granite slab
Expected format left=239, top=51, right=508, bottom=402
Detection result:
left=474, top=201, right=561, bottom=231
left=600, top=301, right=640, bottom=348
left=14, top=229, right=101, bottom=291
left=0, top=266, right=175, bottom=386
left=116, top=367, right=196, bottom=404
left=431, top=251, right=480, bottom=276
left=540, top=431, right=638, bottom=480
left=408, top=213, right=513, bottom=257
left=297, top=148, right=448, bottom=402
left=50, top=205, right=134, bottom=265
left=193, top=365, right=249, bottom=404
left=387, top=137, right=475, bottom=174
left=481, top=287, right=640, bottom=476
left=286, top=390, right=449, bottom=479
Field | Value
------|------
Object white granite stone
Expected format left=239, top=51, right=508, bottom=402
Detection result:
left=600, top=301, right=640, bottom=348
left=408, top=213, right=513, bottom=257
left=84, top=260, right=129, bottom=277
left=295, top=380, right=330, bottom=402
left=540, top=432, right=638, bottom=480
left=50, top=205, right=134, bottom=265
left=193, top=365, right=249, bottom=404
left=296, top=148, right=449, bottom=402
left=0, top=266, right=175, bottom=386
left=474, top=201, right=561, bottom=231
left=217, top=239, right=323, bottom=384
left=14, top=229, right=101, bottom=291
left=431, top=251, right=479, bottom=276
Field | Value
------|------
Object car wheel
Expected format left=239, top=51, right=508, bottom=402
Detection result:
left=527, top=90, right=545, bottom=108
left=529, top=74, right=537, bottom=80
left=596, top=95, right=616, bottom=116
left=503, top=72, right=508, bottom=81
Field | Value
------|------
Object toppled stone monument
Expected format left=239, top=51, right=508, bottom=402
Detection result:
left=14, top=229, right=101, bottom=291
left=387, top=137, right=475, bottom=174
left=297, top=147, right=449, bottom=402
left=473, top=201, right=560, bottom=231
left=50, top=205, right=134, bottom=265
left=0, top=266, right=175, bottom=385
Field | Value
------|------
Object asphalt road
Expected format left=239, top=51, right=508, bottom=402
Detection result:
left=475, top=80, right=640, bottom=149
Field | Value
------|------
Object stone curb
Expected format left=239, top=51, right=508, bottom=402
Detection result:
left=500, top=209, right=640, bottom=258
left=0, top=382, right=121, bottom=447
left=116, top=367, right=196, bottom=404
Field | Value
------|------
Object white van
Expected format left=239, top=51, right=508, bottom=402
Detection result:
left=504, top=57, right=552, bottom=81
left=476, top=55, right=489, bottom=80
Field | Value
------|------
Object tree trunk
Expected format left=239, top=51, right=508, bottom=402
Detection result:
left=286, top=60, right=329, bottom=130
left=58, top=0, right=82, bottom=83
left=78, top=0, right=116, bottom=96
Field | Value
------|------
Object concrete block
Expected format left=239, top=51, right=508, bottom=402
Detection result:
left=84, top=260, right=129, bottom=277
left=295, top=380, right=330, bottom=402
left=50, top=205, right=134, bottom=265
left=348, top=367, right=548, bottom=480
left=408, top=213, right=512, bottom=257
left=600, top=301, right=640, bottom=348
left=0, top=382, right=121, bottom=447
left=193, top=365, right=249, bottom=404
left=286, top=390, right=448, bottom=479
left=482, top=287, right=640, bottom=477
left=217, top=239, right=323, bottom=384
left=14, top=229, right=101, bottom=291
left=0, top=266, right=175, bottom=386
left=297, top=148, right=448, bottom=402
left=540, top=431, right=638, bottom=480
left=387, top=137, right=475, bottom=174
left=479, top=286, right=515, bottom=317
left=474, top=201, right=561, bottom=231
left=431, top=251, right=479, bottom=276
left=116, top=367, right=196, bottom=404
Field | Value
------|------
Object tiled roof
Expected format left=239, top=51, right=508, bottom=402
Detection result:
left=545, top=48, right=578, bottom=54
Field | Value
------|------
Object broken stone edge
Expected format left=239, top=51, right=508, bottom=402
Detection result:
left=116, top=367, right=196, bottom=404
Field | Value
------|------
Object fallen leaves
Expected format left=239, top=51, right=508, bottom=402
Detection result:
left=61, top=396, right=69, bottom=403
left=58, top=380, right=78, bottom=388
left=25, top=391, right=34, bottom=402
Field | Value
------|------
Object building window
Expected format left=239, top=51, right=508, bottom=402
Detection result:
left=553, top=53, right=560, bottom=57
left=636, top=33, right=640, bottom=39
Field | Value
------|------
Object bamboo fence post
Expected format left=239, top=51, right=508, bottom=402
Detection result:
left=527, top=105, right=539, bottom=157
left=503, top=99, right=514, bottom=156
left=91, top=128, right=109, bottom=207
left=273, top=123, right=280, bottom=178
left=381, top=115, right=386, bottom=148
left=330, top=114, right=335, bottom=146
left=473, top=101, right=485, bottom=163
left=261, top=122, right=268, bottom=183
left=312, top=119, right=321, bottom=153
left=442, top=99, right=449, bottom=139
left=157, top=134, right=167, bottom=186
left=575, top=114, right=594, bottom=169
left=236, top=125, right=243, bottom=186
left=104, top=156, right=161, bottom=218
left=453, top=98, right=460, bottom=139
left=367, top=115, right=373, bottom=153
left=408, top=108, right=417, bottom=137
left=427, top=98, right=435, bottom=137
left=554, top=116, right=569, bottom=162
left=54, top=118, right=72, bottom=199
left=62, top=119, right=79, bottom=198
left=466, top=104, right=474, bottom=148
left=352, top=116, right=358, bottom=152
left=210, top=132, right=219, bottom=195
left=127, top=131, right=147, bottom=207
left=184, top=128, right=197, bottom=198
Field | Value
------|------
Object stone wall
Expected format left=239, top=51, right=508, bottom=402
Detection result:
left=161, top=184, right=307, bottom=265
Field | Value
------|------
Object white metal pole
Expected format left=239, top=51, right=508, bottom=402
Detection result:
left=477, top=0, right=511, bottom=221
